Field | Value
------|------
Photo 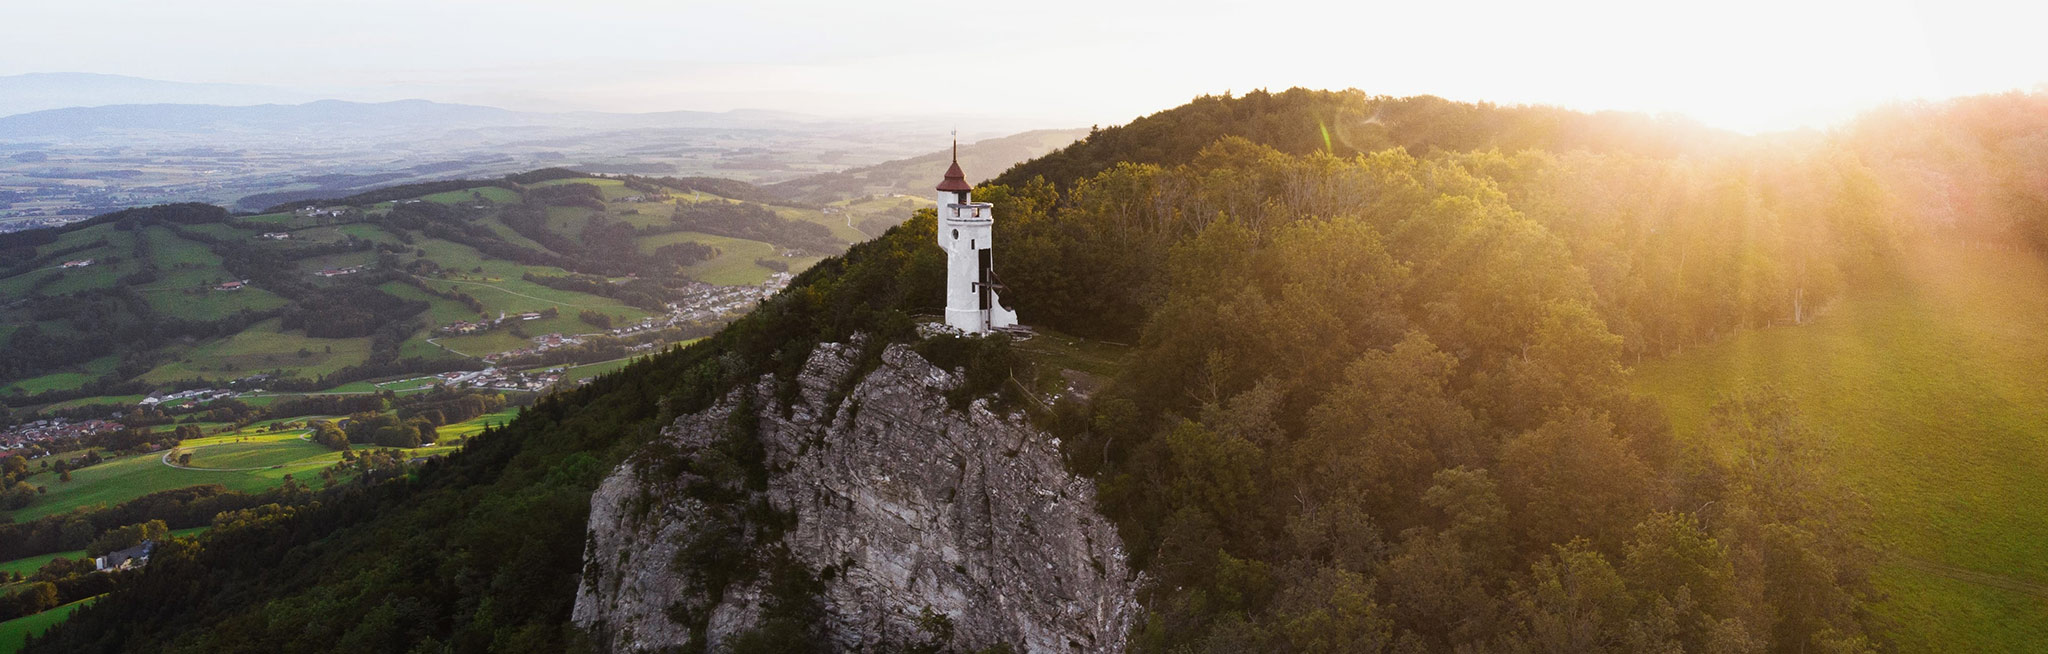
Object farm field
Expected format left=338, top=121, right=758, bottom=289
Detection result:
left=2, top=448, right=294, bottom=523
left=1632, top=243, right=2048, bottom=652
left=1, top=412, right=481, bottom=523
left=421, top=186, right=520, bottom=204
left=636, top=230, right=785, bottom=285
left=141, top=285, right=289, bottom=322
left=0, top=357, right=119, bottom=396
left=435, top=409, right=520, bottom=440
left=138, top=319, right=376, bottom=384
left=0, top=597, right=95, bottom=654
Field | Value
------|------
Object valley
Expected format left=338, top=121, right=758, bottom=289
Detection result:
left=0, top=170, right=922, bottom=420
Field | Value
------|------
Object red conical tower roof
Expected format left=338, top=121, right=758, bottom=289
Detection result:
left=936, top=136, right=971, bottom=192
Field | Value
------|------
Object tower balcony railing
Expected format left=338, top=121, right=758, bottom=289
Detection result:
left=946, top=202, right=994, bottom=220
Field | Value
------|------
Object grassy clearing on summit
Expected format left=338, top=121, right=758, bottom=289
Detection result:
left=1633, top=242, right=2048, bottom=652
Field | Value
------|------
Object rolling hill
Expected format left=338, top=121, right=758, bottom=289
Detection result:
left=0, top=171, right=869, bottom=413
left=0, top=73, right=317, bottom=117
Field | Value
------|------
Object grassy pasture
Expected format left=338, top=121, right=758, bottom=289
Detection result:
left=420, top=186, right=519, bottom=205
left=1, top=411, right=483, bottom=523
left=181, top=437, right=328, bottom=470
left=33, top=395, right=146, bottom=413
left=772, top=205, right=869, bottom=243
left=2, top=450, right=291, bottom=523
left=139, top=319, right=374, bottom=384
left=606, top=202, right=677, bottom=229
left=635, top=230, right=784, bottom=285
left=143, top=286, right=288, bottom=322
left=1632, top=243, right=2048, bottom=652
left=0, top=357, right=119, bottom=395
left=435, top=409, right=520, bottom=441
left=176, top=222, right=257, bottom=241
left=530, top=177, right=633, bottom=199
left=0, top=597, right=95, bottom=654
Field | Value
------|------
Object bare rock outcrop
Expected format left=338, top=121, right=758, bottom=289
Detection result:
left=574, top=340, right=1138, bottom=653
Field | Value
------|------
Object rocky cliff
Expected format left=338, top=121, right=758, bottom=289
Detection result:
left=574, top=340, right=1138, bottom=653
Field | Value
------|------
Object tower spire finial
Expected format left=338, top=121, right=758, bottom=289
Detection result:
left=951, top=128, right=958, bottom=163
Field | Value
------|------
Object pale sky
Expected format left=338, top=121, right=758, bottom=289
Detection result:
left=3, top=0, right=2043, bottom=132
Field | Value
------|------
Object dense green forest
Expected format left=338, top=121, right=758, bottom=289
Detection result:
left=20, top=89, right=2048, bottom=652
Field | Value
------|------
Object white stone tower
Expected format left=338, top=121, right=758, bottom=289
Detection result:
left=936, top=140, right=1019, bottom=334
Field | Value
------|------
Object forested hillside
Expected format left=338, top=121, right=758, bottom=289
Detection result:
left=20, top=89, right=2048, bottom=653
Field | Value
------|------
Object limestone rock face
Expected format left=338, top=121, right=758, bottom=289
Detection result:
left=574, top=341, right=1138, bottom=653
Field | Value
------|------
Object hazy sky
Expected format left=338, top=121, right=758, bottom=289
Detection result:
left=3, top=0, right=2042, bottom=132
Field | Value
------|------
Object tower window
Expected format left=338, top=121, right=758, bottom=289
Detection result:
left=951, top=229, right=959, bottom=240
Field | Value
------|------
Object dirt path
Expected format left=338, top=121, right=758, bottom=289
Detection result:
left=1893, top=554, right=2048, bottom=600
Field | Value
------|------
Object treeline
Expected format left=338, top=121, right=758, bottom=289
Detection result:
left=257, top=178, right=521, bottom=214
left=1842, top=92, right=2048, bottom=248
left=280, top=284, right=428, bottom=338
left=0, top=484, right=304, bottom=562
left=984, top=136, right=1897, bottom=359
left=671, top=201, right=840, bottom=253
left=620, top=173, right=799, bottom=207
left=993, top=88, right=1738, bottom=191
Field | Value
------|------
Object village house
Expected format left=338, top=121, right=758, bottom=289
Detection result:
left=259, top=232, right=291, bottom=240
left=61, top=259, right=94, bottom=268
left=215, top=280, right=246, bottom=291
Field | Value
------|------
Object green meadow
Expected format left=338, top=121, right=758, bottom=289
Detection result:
left=3, top=448, right=296, bottom=523
left=1633, top=243, right=2048, bottom=652
left=1, top=409, right=500, bottom=523
left=0, top=597, right=94, bottom=654
left=0, top=357, right=119, bottom=396
left=420, top=186, right=520, bottom=205
left=139, top=319, right=376, bottom=384
left=637, top=230, right=785, bottom=285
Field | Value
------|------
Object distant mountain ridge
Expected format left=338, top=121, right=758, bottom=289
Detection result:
left=0, top=99, right=857, bottom=140
left=0, top=99, right=529, bottom=138
left=0, top=72, right=319, bottom=117
left=766, top=128, right=1087, bottom=204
